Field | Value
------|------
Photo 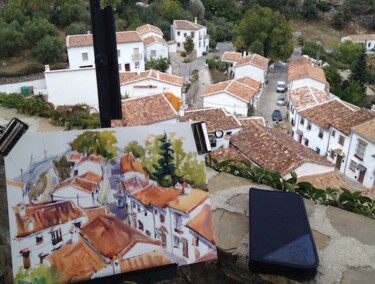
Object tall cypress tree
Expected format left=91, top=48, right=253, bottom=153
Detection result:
left=349, top=45, right=368, bottom=90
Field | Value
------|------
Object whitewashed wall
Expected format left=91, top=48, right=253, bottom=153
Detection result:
left=0, top=79, right=46, bottom=94
left=285, top=163, right=334, bottom=179
left=234, top=65, right=266, bottom=83
left=202, top=93, right=248, bottom=117
left=288, top=78, right=325, bottom=92
left=145, top=42, right=169, bottom=61
left=120, top=79, right=182, bottom=98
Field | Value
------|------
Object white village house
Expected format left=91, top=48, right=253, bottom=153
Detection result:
left=170, top=19, right=209, bottom=58
left=136, top=24, right=164, bottom=40
left=341, top=34, right=375, bottom=53
left=233, top=53, right=269, bottom=83
left=143, top=35, right=169, bottom=61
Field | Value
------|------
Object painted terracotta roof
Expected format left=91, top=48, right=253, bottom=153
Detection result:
left=297, top=171, right=352, bottom=190
left=120, top=250, right=172, bottom=273
left=235, top=54, right=269, bottom=70
left=300, top=99, right=375, bottom=135
left=186, top=204, right=216, bottom=245
left=289, top=86, right=330, bottom=112
left=202, top=78, right=260, bottom=102
left=172, top=20, right=203, bottom=30
left=222, top=51, right=243, bottom=62
left=351, top=118, right=375, bottom=143
left=83, top=206, right=111, bottom=223
left=288, top=57, right=327, bottom=84
left=13, top=200, right=85, bottom=238
left=136, top=24, right=163, bottom=36
left=77, top=155, right=102, bottom=165
left=179, top=107, right=241, bottom=132
left=345, top=34, right=375, bottom=41
left=119, top=70, right=184, bottom=86
left=143, top=35, right=167, bottom=46
left=120, top=153, right=146, bottom=175
left=53, top=174, right=99, bottom=194
left=168, top=189, right=208, bottom=214
left=238, top=117, right=266, bottom=128
left=111, top=94, right=178, bottom=127
left=227, top=124, right=332, bottom=176
left=47, top=237, right=106, bottom=282
left=68, top=152, right=83, bottom=161
left=79, top=171, right=101, bottom=183
left=66, top=31, right=143, bottom=47
left=133, top=185, right=182, bottom=208
left=123, top=177, right=149, bottom=195
left=80, top=215, right=161, bottom=259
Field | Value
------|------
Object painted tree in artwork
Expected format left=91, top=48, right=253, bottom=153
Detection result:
left=152, top=132, right=178, bottom=187
left=70, top=131, right=118, bottom=161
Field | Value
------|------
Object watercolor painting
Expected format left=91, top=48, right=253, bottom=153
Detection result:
left=4, top=122, right=217, bottom=283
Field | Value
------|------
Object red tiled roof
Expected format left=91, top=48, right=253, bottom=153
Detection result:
left=300, top=99, right=375, bottom=135
left=297, top=171, right=352, bottom=190
left=173, top=20, right=203, bottom=30
left=80, top=215, right=161, bottom=259
left=288, top=86, right=330, bottom=112
left=222, top=51, right=242, bottom=62
left=288, top=57, right=327, bottom=84
left=111, top=94, right=178, bottom=127
left=119, top=70, right=183, bottom=86
left=13, top=200, right=85, bottom=238
left=143, top=35, right=167, bottom=46
left=235, top=54, right=269, bottom=70
left=238, top=117, right=266, bottom=128
left=179, top=108, right=241, bottom=132
left=351, top=118, right=375, bottom=143
left=222, top=124, right=332, bottom=176
left=133, top=185, right=182, bottom=208
left=67, top=31, right=143, bottom=47
left=186, top=204, right=216, bottom=245
left=202, top=78, right=260, bottom=102
left=136, top=24, right=163, bottom=36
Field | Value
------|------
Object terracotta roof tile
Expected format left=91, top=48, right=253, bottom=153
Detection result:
left=179, top=108, right=241, bottom=131
left=297, top=171, right=352, bottom=190
left=111, top=94, right=178, bottom=127
left=351, top=118, right=375, bottom=143
left=208, top=146, right=248, bottom=163
left=186, top=204, right=216, bottom=245
left=222, top=51, right=243, bottom=62
left=288, top=57, right=327, bottom=84
left=238, top=117, right=266, bottom=128
left=136, top=24, right=163, bottom=36
left=168, top=189, right=208, bottom=214
left=143, top=35, right=167, bottom=46
left=13, top=200, right=85, bottom=238
left=235, top=54, right=269, bottom=70
left=300, top=99, right=375, bottom=135
left=226, top=124, right=332, bottom=176
left=83, top=206, right=111, bottom=223
left=119, top=70, right=183, bottom=86
left=288, top=86, right=330, bottom=112
left=48, top=237, right=106, bottom=282
left=120, top=251, right=172, bottom=273
left=345, top=34, right=375, bottom=41
left=66, top=31, right=142, bottom=47
left=173, top=20, right=203, bottom=30
left=202, top=78, right=260, bottom=102
left=134, top=185, right=182, bottom=208
left=123, top=177, right=149, bottom=195
left=80, top=215, right=161, bottom=259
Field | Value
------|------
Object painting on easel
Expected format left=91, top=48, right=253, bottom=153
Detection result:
left=4, top=122, right=217, bottom=283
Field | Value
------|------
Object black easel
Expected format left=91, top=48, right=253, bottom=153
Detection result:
left=89, top=1, right=177, bottom=282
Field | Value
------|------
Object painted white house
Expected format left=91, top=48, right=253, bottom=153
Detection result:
left=119, top=70, right=183, bottom=98
left=233, top=53, right=269, bottom=83
left=170, top=18, right=209, bottom=57
left=201, top=77, right=262, bottom=116
left=66, top=31, right=145, bottom=72
left=341, top=34, right=375, bottom=52
left=179, top=107, right=242, bottom=150
left=136, top=24, right=164, bottom=39
left=344, top=119, right=375, bottom=187
left=288, top=57, right=328, bottom=92
left=143, top=35, right=169, bottom=61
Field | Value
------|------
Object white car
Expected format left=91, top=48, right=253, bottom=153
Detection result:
left=276, top=81, right=286, bottom=93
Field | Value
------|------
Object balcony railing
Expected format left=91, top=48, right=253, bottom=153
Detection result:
left=132, top=53, right=143, bottom=61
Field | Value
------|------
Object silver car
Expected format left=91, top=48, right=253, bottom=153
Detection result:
left=277, top=95, right=286, bottom=106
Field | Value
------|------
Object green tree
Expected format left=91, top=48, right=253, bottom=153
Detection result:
left=55, top=2, right=90, bottom=28
left=184, top=36, right=194, bottom=54
left=152, top=132, right=178, bottom=187
left=53, top=156, right=74, bottom=181
left=14, top=263, right=62, bottom=284
left=0, top=3, right=28, bottom=25
left=338, top=80, right=367, bottom=106
left=65, top=22, right=87, bottom=35
left=32, top=35, right=64, bottom=63
left=125, top=141, right=145, bottom=159
left=333, top=41, right=363, bottom=68
left=349, top=45, right=368, bottom=90
left=302, top=41, right=329, bottom=63
left=145, top=57, right=170, bottom=72
left=301, top=0, right=319, bottom=20
left=323, top=65, right=341, bottom=94
left=235, top=5, right=293, bottom=61
left=331, top=7, right=351, bottom=30
left=24, top=18, right=59, bottom=46
left=154, top=0, right=184, bottom=23
left=0, top=23, right=25, bottom=57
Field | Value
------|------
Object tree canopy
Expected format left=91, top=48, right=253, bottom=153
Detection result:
left=235, top=5, right=293, bottom=61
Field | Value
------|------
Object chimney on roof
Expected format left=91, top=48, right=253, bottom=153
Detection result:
left=194, top=17, right=197, bottom=24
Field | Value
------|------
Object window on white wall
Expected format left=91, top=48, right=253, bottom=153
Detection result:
left=150, top=50, right=156, bottom=57
left=135, top=62, right=140, bottom=69
left=349, top=160, right=357, bottom=171
left=82, top=52, right=88, bottom=61
left=117, top=49, right=121, bottom=57
left=354, top=139, right=367, bottom=160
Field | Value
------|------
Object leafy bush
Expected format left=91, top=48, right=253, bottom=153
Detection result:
left=302, top=41, right=329, bottom=63
left=365, top=69, right=375, bottom=84
left=50, top=63, right=68, bottom=70
left=180, top=51, right=187, bottom=57
left=316, top=1, right=331, bottom=12
left=209, top=38, right=217, bottom=49
left=297, top=35, right=305, bottom=46
left=32, top=36, right=64, bottom=64
left=202, top=52, right=207, bottom=56
left=191, top=69, right=199, bottom=82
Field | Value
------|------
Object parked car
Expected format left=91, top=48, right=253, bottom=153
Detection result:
left=272, top=110, right=282, bottom=122
left=277, top=95, right=286, bottom=106
left=276, top=81, right=286, bottom=93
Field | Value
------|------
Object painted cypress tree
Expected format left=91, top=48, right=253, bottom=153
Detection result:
left=349, top=45, right=368, bottom=90
left=153, top=132, right=177, bottom=187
